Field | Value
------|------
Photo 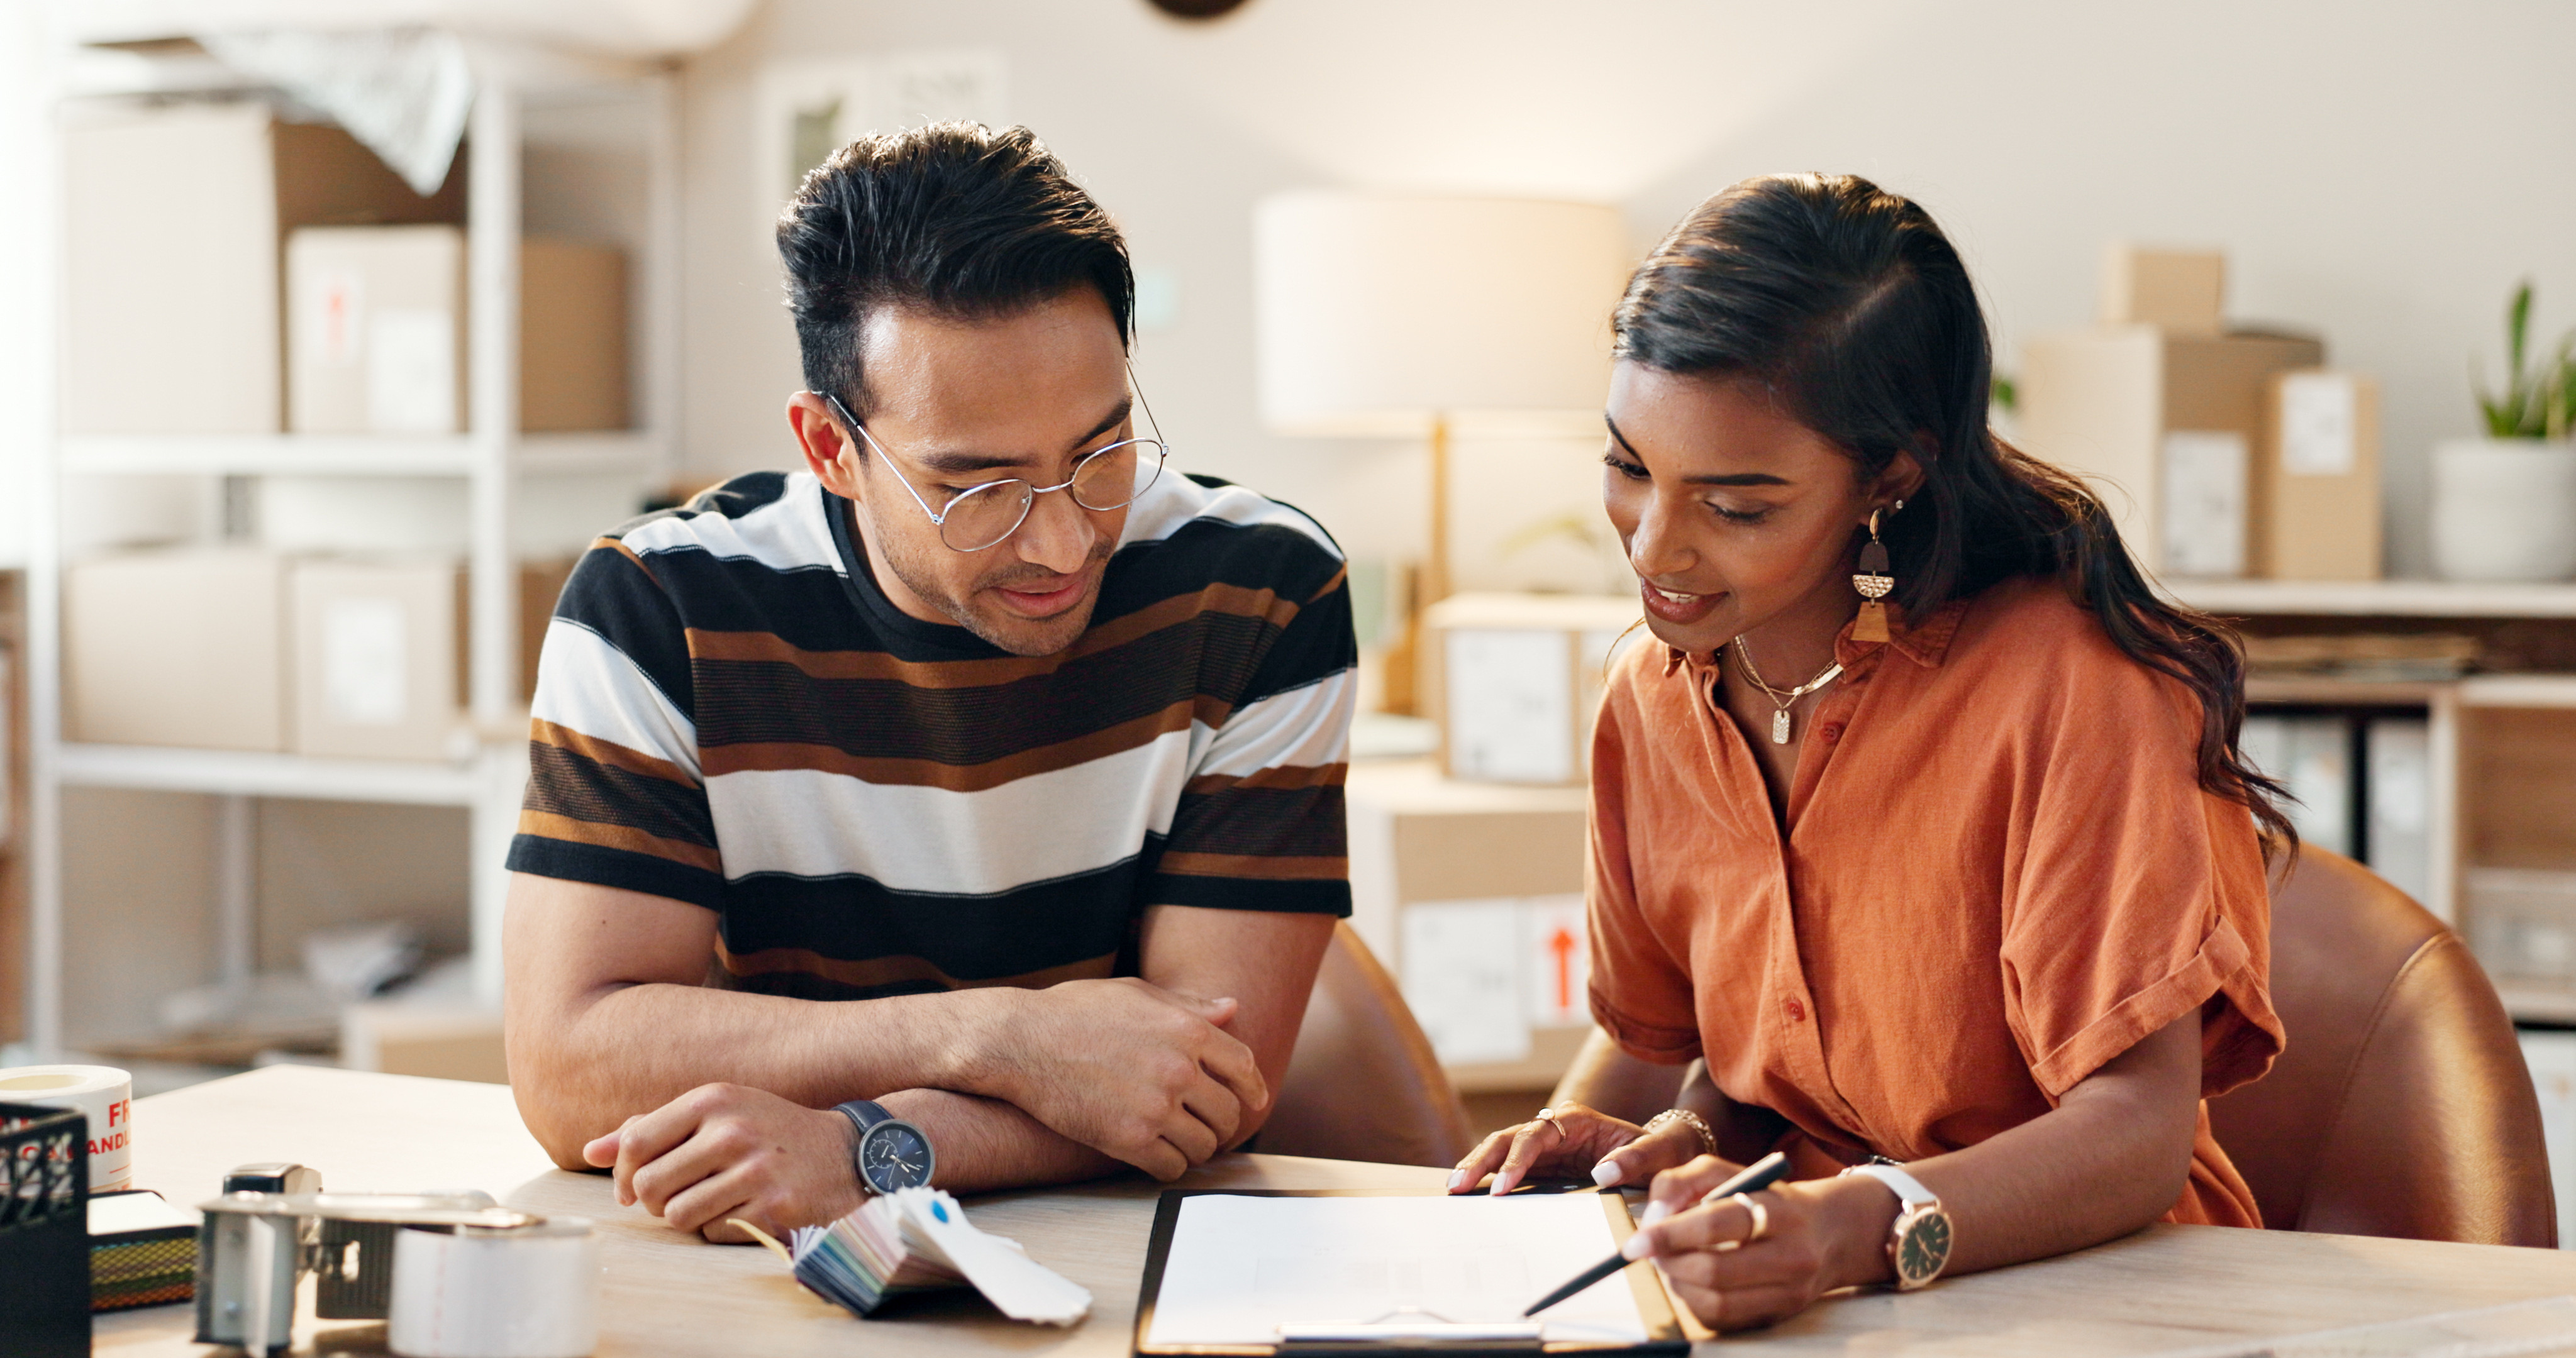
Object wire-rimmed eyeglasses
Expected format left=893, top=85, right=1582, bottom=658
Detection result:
left=821, top=376, right=1170, bottom=553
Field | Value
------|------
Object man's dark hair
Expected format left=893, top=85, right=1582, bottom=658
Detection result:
left=779, top=122, right=1133, bottom=422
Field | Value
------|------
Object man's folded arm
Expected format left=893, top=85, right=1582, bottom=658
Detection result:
left=502, top=871, right=1035, bottom=1168
left=503, top=875, right=1319, bottom=1187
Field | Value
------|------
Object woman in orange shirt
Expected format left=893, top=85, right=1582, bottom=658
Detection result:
left=1448, top=174, right=2289, bottom=1330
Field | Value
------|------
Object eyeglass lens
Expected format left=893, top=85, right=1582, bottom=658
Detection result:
left=936, top=438, right=1168, bottom=551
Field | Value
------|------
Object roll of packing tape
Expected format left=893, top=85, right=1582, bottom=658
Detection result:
left=0, top=1064, right=133, bottom=1192
left=389, top=1218, right=600, bottom=1358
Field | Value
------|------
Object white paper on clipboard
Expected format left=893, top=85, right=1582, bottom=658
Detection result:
left=1143, top=1193, right=1652, bottom=1348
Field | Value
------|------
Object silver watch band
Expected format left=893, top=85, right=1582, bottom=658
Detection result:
left=1843, top=1161, right=1938, bottom=1208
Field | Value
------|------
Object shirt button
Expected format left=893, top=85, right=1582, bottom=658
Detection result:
left=1786, top=998, right=1807, bottom=1022
left=1815, top=724, right=1843, bottom=742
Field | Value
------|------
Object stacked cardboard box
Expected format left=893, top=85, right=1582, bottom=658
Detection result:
left=64, top=102, right=629, bottom=437
left=2018, top=246, right=2379, bottom=580
left=65, top=552, right=577, bottom=759
left=1345, top=759, right=1594, bottom=1091
left=286, top=227, right=629, bottom=435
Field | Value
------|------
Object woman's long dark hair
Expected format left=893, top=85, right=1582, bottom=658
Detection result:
left=1615, top=173, right=2295, bottom=854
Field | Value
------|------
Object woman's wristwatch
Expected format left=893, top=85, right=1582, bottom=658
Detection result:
left=1839, top=1159, right=1952, bottom=1289
left=1641, top=1108, right=1719, bottom=1159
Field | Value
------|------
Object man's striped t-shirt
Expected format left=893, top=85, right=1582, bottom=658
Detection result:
left=506, top=466, right=1356, bottom=1000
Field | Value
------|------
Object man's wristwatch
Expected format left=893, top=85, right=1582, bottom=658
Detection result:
left=835, top=1100, right=936, bottom=1195
left=1840, top=1160, right=1951, bottom=1289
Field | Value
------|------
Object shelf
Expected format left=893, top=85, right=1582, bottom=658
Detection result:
left=2460, top=675, right=2576, bottom=708
left=2244, top=677, right=2448, bottom=707
left=2170, top=578, right=2576, bottom=618
left=59, top=432, right=662, bottom=478
left=2497, top=983, right=2576, bottom=1027
left=55, top=744, right=478, bottom=806
left=2240, top=673, right=2576, bottom=708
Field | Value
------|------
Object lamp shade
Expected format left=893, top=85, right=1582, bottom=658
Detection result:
left=1253, top=192, right=1631, bottom=438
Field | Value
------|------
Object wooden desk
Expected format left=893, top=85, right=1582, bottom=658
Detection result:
left=96, top=1066, right=2576, bottom=1355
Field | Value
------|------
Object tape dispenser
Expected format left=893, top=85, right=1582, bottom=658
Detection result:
left=194, top=1162, right=597, bottom=1358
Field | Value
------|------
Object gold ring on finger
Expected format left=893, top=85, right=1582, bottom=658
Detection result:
left=1730, top=1192, right=1768, bottom=1243
left=1533, top=1108, right=1565, bottom=1140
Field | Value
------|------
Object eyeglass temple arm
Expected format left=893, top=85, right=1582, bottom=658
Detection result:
left=1126, top=360, right=1166, bottom=446
left=821, top=390, right=948, bottom=526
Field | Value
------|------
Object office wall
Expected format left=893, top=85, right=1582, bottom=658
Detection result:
left=677, top=0, right=2576, bottom=582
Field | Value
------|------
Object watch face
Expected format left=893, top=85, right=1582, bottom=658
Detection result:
left=1896, top=1208, right=1953, bottom=1286
left=858, top=1120, right=935, bottom=1194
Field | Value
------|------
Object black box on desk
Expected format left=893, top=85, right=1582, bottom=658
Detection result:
left=0, top=1102, right=91, bottom=1358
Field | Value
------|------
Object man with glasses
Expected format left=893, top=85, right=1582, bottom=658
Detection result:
left=500, top=124, right=1355, bottom=1240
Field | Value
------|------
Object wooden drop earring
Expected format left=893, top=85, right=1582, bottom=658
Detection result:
left=1852, top=504, right=1898, bottom=644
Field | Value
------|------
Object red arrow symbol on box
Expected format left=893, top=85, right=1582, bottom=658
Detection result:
left=1547, top=925, right=1577, bottom=1013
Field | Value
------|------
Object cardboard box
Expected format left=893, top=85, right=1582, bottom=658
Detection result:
left=62, top=104, right=279, bottom=435
left=521, top=239, right=630, bottom=432
left=1345, top=759, right=1593, bottom=1091
left=1422, top=592, right=1642, bottom=786
left=287, top=229, right=631, bottom=435
left=65, top=550, right=289, bottom=751
left=2018, top=328, right=2325, bottom=577
left=341, top=1002, right=505, bottom=1084
left=2101, top=245, right=2224, bottom=336
left=288, top=226, right=466, bottom=435
left=2260, top=371, right=2382, bottom=580
left=62, top=106, right=463, bottom=436
left=291, top=558, right=465, bottom=761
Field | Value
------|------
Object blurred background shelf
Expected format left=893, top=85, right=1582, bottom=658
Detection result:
left=2172, top=579, right=2576, bottom=618
left=16, top=29, right=679, bottom=1074
left=54, top=743, right=480, bottom=806
left=60, top=431, right=664, bottom=478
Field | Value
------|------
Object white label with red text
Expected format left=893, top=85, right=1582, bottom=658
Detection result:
left=0, top=1064, right=133, bottom=1192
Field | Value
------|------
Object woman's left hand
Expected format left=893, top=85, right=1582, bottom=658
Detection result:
left=1622, top=1158, right=1893, bottom=1332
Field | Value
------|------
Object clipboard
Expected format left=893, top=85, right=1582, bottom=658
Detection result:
left=1131, top=1189, right=1692, bottom=1357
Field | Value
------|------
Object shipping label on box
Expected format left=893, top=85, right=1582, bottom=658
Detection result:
left=1397, top=893, right=1590, bottom=1067
left=2160, top=429, right=2248, bottom=577
left=1444, top=629, right=1572, bottom=783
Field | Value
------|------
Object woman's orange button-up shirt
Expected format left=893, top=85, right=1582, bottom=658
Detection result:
left=1587, top=575, right=2284, bottom=1226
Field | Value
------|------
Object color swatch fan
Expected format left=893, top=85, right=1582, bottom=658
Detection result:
left=775, top=1189, right=1090, bottom=1326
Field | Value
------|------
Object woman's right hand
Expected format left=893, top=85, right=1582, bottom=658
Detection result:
left=1446, top=1102, right=1709, bottom=1196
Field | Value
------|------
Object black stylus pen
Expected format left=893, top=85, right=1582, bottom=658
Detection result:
left=1521, top=1150, right=1793, bottom=1317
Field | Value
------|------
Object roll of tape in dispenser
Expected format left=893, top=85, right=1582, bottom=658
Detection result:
left=388, top=1217, right=599, bottom=1358
left=0, top=1064, right=132, bottom=1192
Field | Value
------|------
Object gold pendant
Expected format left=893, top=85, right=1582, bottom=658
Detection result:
left=1772, top=709, right=1791, bottom=744
left=1853, top=598, right=1890, bottom=644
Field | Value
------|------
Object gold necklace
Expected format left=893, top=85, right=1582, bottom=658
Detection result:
left=1730, top=636, right=1843, bottom=744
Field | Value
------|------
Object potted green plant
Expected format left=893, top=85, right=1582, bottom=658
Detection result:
left=2434, top=282, right=2576, bottom=581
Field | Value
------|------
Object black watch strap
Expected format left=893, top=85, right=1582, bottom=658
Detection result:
left=835, top=1100, right=892, bottom=1138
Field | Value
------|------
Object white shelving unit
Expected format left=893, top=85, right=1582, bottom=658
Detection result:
left=2172, top=578, right=2576, bottom=619
left=21, top=33, right=682, bottom=1059
left=2167, top=578, right=2576, bottom=1022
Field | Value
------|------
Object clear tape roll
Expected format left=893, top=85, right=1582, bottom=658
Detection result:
left=389, top=1218, right=600, bottom=1358
left=0, top=1064, right=133, bottom=1192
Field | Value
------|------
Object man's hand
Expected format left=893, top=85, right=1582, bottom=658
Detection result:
left=983, top=977, right=1269, bottom=1179
left=583, top=1083, right=864, bottom=1243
